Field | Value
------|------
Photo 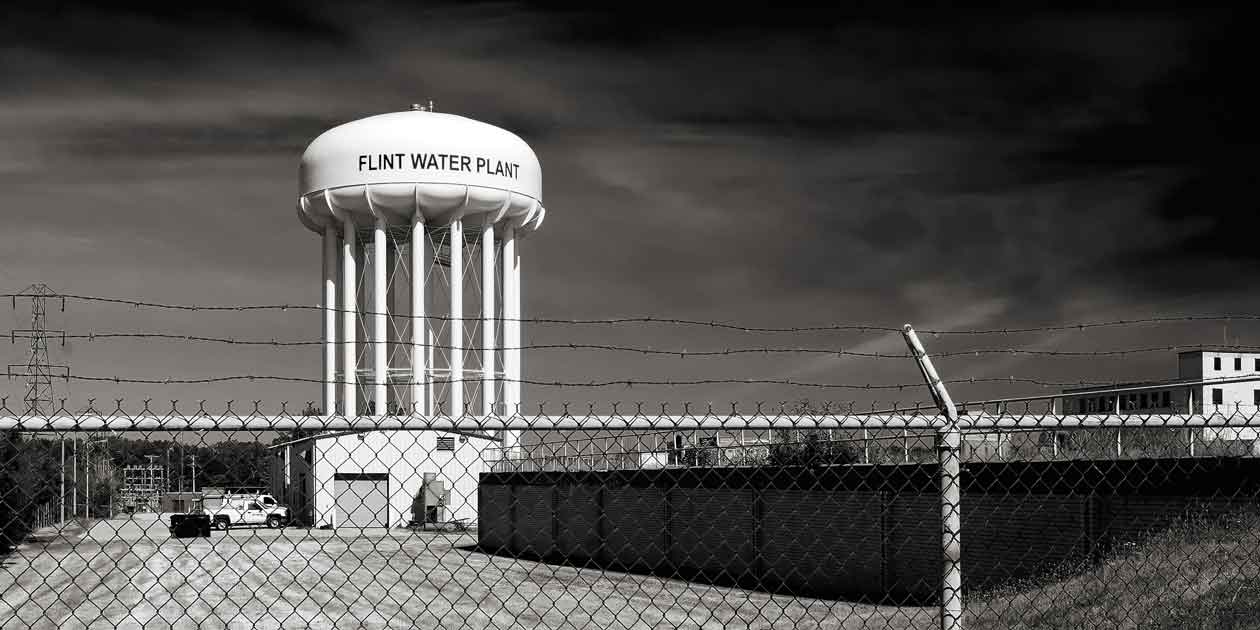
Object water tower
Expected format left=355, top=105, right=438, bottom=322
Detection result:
left=283, top=106, right=544, bottom=527
left=297, top=105, right=545, bottom=422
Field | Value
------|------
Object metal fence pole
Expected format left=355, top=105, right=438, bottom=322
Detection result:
left=60, top=437, right=65, bottom=524
left=902, top=324, right=963, bottom=630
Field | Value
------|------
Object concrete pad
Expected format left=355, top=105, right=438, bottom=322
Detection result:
left=0, top=515, right=932, bottom=629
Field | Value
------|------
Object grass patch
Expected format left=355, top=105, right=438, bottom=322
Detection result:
left=968, top=513, right=1260, bottom=629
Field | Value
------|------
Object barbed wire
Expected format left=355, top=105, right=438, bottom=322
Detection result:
left=920, top=316, right=1260, bottom=336
left=22, top=330, right=1260, bottom=360
left=44, top=373, right=1114, bottom=389
left=11, top=292, right=1260, bottom=336
left=5, top=293, right=903, bottom=333
left=934, top=344, right=1260, bottom=358
left=44, top=293, right=863, bottom=334
left=58, top=374, right=926, bottom=389
left=14, top=331, right=911, bottom=358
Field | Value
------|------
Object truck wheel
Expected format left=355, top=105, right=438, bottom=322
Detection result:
left=213, top=517, right=230, bottom=531
left=266, top=515, right=282, bottom=529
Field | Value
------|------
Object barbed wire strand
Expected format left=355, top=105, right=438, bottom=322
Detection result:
left=10, top=292, right=1260, bottom=335
left=4, top=293, right=901, bottom=333
left=23, top=331, right=1260, bottom=360
left=42, top=373, right=1115, bottom=389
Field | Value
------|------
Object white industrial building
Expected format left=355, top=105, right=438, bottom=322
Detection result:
left=269, top=106, right=544, bottom=528
left=1063, top=349, right=1260, bottom=441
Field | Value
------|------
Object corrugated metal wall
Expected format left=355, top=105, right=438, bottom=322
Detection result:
left=477, top=458, right=1260, bottom=603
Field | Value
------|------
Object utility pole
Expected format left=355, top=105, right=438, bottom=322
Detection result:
left=189, top=455, right=198, bottom=493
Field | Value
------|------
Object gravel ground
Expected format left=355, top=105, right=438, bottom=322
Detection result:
left=0, top=514, right=933, bottom=629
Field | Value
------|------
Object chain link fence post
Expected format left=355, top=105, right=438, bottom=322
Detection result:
left=903, top=324, right=963, bottom=630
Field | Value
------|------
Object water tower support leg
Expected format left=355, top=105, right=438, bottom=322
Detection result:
left=373, top=219, right=388, bottom=416
left=481, top=220, right=496, bottom=416
left=502, top=224, right=521, bottom=457
left=449, top=218, right=464, bottom=417
left=323, top=224, right=338, bottom=416
left=411, top=216, right=426, bottom=415
left=341, top=218, right=358, bottom=418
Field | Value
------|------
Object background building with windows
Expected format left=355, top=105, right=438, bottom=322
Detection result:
left=1063, top=350, right=1260, bottom=443
left=1063, top=350, right=1260, bottom=415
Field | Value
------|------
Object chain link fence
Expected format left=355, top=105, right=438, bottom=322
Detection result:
left=2, top=404, right=1259, bottom=629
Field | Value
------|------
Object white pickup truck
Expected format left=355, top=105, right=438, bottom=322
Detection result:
left=204, top=494, right=289, bottom=530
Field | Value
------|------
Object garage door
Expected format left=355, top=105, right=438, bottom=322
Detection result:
left=334, top=473, right=389, bottom=528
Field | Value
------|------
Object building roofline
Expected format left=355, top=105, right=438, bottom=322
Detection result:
left=1063, top=380, right=1162, bottom=394
left=266, top=427, right=502, bottom=450
left=1177, top=349, right=1260, bottom=356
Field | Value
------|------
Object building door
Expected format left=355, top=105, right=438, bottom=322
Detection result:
left=333, top=473, right=389, bottom=528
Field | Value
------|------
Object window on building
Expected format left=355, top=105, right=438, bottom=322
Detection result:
left=1236, top=357, right=1243, bottom=370
left=1215, top=357, right=1222, bottom=370
left=1162, top=391, right=1171, bottom=408
left=436, top=437, right=456, bottom=451
left=1213, top=388, right=1224, bottom=405
left=301, top=450, right=311, bottom=464
left=1255, top=358, right=1259, bottom=371
left=1254, top=390, right=1260, bottom=407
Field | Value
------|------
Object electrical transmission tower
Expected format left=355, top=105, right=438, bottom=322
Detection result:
left=7, top=284, right=68, bottom=415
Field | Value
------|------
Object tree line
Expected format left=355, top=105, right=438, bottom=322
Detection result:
left=0, top=431, right=270, bottom=551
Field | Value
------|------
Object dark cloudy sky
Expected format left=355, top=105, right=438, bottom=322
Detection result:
left=0, top=2, right=1254, bottom=412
